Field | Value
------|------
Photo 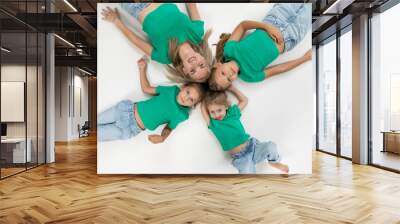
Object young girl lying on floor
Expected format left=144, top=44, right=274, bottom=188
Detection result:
left=98, top=56, right=205, bottom=142
left=209, top=3, right=312, bottom=90
left=201, top=85, right=289, bottom=174
left=102, top=3, right=212, bottom=83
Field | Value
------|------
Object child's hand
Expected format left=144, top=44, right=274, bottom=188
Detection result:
left=267, top=29, right=282, bottom=45
left=227, top=85, right=236, bottom=91
left=101, top=7, right=120, bottom=24
left=137, top=56, right=148, bottom=71
left=148, top=135, right=164, bottom=144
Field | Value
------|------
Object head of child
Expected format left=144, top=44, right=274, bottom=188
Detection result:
left=176, top=83, right=206, bottom=108
left=204, top=91, right=230, bottom=121
left=208, top=33, right=238, bottom=91
left=167, top=30, right=213, bottom=83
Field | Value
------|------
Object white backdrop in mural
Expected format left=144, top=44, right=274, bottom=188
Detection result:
left=97, top=3, right=313, bottom=174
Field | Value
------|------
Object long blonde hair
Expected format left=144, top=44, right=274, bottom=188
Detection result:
left=166, top=29, right=213, bottom=83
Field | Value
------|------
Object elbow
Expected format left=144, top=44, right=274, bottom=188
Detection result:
left=238, top=21, right=247, bottom=30
left=240, top=20, right=253, bottom=30
left=142, top=87, right=154, bottom=95
left=241, top=97, right=248, bottom=108
left=243, top=95, right=249, bottom=104
left=243, top=100, right=249, bottom=108
left=141, top=86, right=148, bottom=93
left=240, top=20, right=250, bottom=26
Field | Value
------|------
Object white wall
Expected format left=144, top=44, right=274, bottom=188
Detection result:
left=1, top=64, right=46, bottom=163
left=1, top=65, right=38, bottom=138
left=55, top=67, right=68, bottom=141
left=72, top=73, right=89, bottom=138
left=55, top=67, right=89, bottom=141
left=98, top=3, right=313, bottom=174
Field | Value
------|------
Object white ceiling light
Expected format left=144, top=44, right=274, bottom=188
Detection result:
left=54, top=34, right=75, bottom=48
left=323, top=0, right=355, bottom=15
left=1, top=47, right=11, bottom=53
left=78, top=67, right=92, bottom=76
left=63, top=0, right=78, bottom=12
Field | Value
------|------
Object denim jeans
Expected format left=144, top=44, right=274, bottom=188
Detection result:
left=120, top=3, right=151, bottom=20
left=262, top=3, right=311, bottom=52
left=98, top=100, right=142, bottom=141
left=231, top=138, right=281, bottom=174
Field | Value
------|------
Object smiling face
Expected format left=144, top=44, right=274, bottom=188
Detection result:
left=207, top=103, right=228, bottom=120
left=211, top=61, right=238, bottom=90
left=179, top=43, right=211, bottom=82
left=176, top=85, right=202, bottom=107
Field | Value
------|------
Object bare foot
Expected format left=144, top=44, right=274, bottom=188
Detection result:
left=269, top=162, right=289, bottom=174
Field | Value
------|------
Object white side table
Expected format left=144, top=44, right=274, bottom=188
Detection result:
left=1, top=138, right=32, bottom=163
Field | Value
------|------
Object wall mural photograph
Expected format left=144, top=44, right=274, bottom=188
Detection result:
left=97, top=3, right=313, bottom=174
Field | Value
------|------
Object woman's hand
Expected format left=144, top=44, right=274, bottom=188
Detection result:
left=148, top=135, right=165, bottom=144
left=101, top=7, right=120, bottom=24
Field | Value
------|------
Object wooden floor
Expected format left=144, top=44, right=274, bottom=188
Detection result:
left=0, top=135, right=400, bottom=224
left=1, top=167, right=26, bottom=178
left=373, top=150, right=400, bottom=171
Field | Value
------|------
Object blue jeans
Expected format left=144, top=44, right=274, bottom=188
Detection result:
left=98, top=100, right=142, bottom=141
left=263, top=3, right=311, bottom=52
left=231, top=138, right=281, bottom=174
left=120, top=3, right=151, bottom=20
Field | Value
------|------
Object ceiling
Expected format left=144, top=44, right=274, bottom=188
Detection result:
left=0, top=0, right=396, bottom=75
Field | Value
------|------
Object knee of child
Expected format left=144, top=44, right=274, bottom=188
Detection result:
left=120, top=129, right=132, bottom=140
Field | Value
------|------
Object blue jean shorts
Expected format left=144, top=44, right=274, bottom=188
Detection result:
left=120, top=3, right=151, bottom=20
left=262, top=3, right=311, bottom=52
left=231, top=137, right=281, bottom=174
left=98, top=100, right=143, bottom=141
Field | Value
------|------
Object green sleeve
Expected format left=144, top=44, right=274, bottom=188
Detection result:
left=167, top=117, right=184, bottom=130
left=223, top=40, right=236, bottom=60
left=156, top=85, right=178, bottom=95
left=239, top=70, right=266, bottom=83
left=151, top=48, right=171, bottom=65
left=253, top=70, right=267, bottom=82
left=208, top=119, right=215, bottom=129
left=191, top=20, right=205, bottom=41
left=155, top=86, right=168, bottom=95
left=230, top=104, right=242, bottom=117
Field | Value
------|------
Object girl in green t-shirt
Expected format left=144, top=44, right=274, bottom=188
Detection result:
left=98, top=56, right=205, bottom=142
left=200, top=85, right=289, bottom=174
left=209, top=3, right=312, bottom=90
left=102, top=3, right=212, bottom=83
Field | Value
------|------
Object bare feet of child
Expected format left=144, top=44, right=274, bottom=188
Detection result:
left=269, top=162, right=289, bottom=174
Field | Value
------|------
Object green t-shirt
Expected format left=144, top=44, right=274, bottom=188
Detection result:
left=208, top=105, right=250, bottom=151
left=223, top=29, right=279, bottom=82
left=142, top=3, right=205, bottom=64
left=136, top=85, right=190, bottom=130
